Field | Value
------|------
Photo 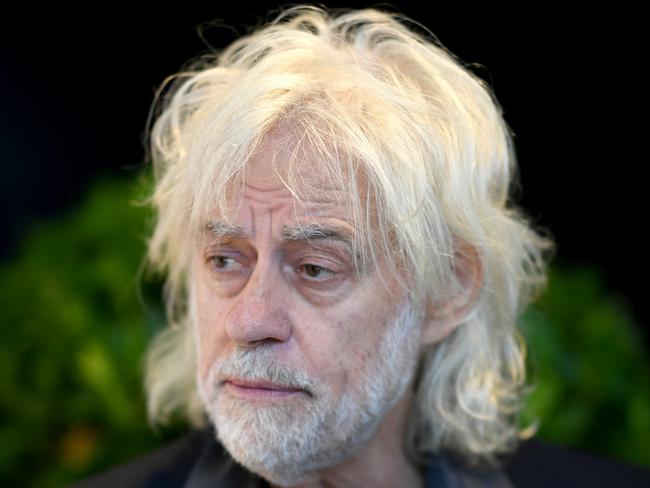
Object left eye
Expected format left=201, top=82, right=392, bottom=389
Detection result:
left=299, top=264, right=335, bottom=280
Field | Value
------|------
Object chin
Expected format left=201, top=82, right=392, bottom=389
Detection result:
left=208, top=394, right=384, bottom=487
left=213, top=421, right=315, bottom=486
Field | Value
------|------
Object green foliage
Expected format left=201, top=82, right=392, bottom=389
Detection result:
left=0, top=173, right=648, bottom=486
left=520, top=262, right=650, bottom=466
left=0, top=172, right=183, bottom=487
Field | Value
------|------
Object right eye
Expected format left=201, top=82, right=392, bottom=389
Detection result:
left=207, top=255, right=242, bottom=273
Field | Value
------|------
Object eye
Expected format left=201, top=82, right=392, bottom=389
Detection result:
left=299, top=263, right=335, bottom=280
left=208, top=255, right=241, bottom=272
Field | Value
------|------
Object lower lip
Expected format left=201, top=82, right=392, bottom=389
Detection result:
left=224, top=382, right=304, bottom=400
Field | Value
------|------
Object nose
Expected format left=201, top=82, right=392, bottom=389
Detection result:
left=224, top=261, right=292, bottom=347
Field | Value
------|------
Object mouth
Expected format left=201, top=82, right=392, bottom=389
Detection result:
left=223, top=378, right=310, bottom=400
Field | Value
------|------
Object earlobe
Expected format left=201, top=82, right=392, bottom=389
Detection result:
left=420, top=241, right=483, bottom=347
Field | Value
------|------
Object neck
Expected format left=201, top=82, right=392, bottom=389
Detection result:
left=272, top=390, right=423, bottom=488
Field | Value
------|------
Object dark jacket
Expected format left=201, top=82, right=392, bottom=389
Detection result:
left=69, top=426, right=650, bottom=487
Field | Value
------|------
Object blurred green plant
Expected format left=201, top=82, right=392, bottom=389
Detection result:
left=0, top=172, right=648, bottom=487
left=0, top=171, right=183, bottom=487
left=519, top=262, right=650, bottom=466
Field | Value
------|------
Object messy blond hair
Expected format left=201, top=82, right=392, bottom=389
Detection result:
left=141, top=4, right=555, bottom=465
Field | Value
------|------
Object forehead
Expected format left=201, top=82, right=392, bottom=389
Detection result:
left=229, top=123, right=368, bottom=217
left=190, top=123, right=408, bottom=282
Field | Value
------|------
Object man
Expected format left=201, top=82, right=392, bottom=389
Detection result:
left=72, top=4, right=650, bottom=487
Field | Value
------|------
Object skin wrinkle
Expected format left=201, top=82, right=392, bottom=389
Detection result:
left=205, top=221, right=356, bottom=256
left=204, top=220, right=361, bottom=273
left=139, top=8, right=560, bottom=481
left=191, top=125, right=427, bottom=487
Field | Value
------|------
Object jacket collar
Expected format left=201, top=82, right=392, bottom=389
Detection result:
left=184, top=427, right=513, bottom=488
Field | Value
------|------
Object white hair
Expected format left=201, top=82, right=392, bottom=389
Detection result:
left=140, top=4, right=555, bottom=466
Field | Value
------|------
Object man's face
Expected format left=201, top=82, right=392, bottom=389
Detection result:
left=190, top=132, right=423, bottom=486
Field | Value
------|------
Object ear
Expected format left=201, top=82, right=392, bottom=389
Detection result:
left=420, top=241, right=483, bottom=346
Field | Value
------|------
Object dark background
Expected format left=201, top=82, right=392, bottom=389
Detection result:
left=1, top=2, right=646, bottom=342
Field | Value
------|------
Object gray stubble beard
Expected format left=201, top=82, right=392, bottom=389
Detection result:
left=197, top=298, right=423, bottom=487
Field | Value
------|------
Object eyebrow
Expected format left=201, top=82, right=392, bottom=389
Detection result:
left=203, top=221, right=247, bottom=240
left=202, top=220, right=367, bottom=273
left=279, top=223, right=353, bottom=249
left=203, top=221, right=353, bottom=248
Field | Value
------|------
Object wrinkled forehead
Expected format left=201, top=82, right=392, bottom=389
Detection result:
left=187, top=120, right=405, bottom=282
left=225, top=122, right=370, bottom=218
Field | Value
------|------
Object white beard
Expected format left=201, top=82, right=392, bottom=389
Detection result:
left=195, top=299, right=422, bottom=487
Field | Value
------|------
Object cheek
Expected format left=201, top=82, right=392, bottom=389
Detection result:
left=297, top=308, right=378, bottom=395
left=340, top=315, right=375, bottom=368
left=193, top=280, right=230, bottom=383
left=332, top=292, right=407, bottom=378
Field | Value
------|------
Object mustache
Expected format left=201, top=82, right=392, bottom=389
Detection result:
left=212, top=346, right=317, bottom=397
